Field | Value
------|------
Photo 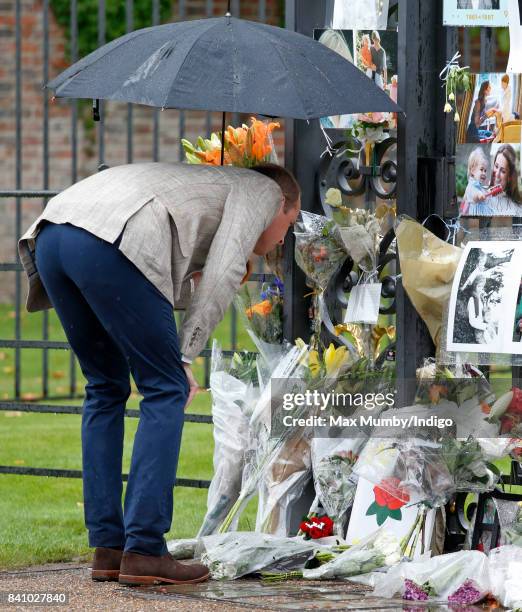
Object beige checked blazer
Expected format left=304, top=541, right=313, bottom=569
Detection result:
left=18, top=162, right=283, bottom=361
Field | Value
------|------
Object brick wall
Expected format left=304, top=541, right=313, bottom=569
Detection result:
left=0, top=0, right=284, bottom=303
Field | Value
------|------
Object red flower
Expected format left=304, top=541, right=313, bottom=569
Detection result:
left=373, top=477, right=410, bottom=510
left=299, top=515, right=334, bottom=539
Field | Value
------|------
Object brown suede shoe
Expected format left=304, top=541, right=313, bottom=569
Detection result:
left=119, top=551, right=210, bottom=586
left=91, top=547, right=124, bottom=582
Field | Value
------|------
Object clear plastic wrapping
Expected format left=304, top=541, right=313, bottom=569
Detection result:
left=302, top=529, right=401, bottom=580
left=488, top=545, right=522, bottom=609
left=354, top=435, right=501, bottom=509
left=294, top=211, right=347, bottom=290
left=198, top=341, right=260, bottom=537
left=255, top=433, right=312, bottom=536
left=197, top=532, right=318, bottom=580
left=310, top=438, right=363, bottom=537
left=372, top=550, right=490, bottom=604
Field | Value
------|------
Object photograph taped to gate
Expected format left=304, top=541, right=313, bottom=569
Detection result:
left=443, top=0, right=509, bottom=26
left=458, top=73, right=522, bottom=145
left=325, top=0, right=390, bottom=31
left=446, top=241, right=522, bottom=354
left=456, top=143, right=522, bottom=216
left=314, top=29, right=398, bottom=130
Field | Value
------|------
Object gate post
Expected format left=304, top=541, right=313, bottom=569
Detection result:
left=396, top=0, right=456, bottom=402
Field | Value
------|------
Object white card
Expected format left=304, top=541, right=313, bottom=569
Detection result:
left=344, top=283, right=382, bottom=324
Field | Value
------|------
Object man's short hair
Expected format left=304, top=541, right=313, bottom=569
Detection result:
left=251, top=163, right=301, bottom=213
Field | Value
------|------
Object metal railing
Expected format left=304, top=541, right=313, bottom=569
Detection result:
left=0, top=0, right=273, bottom=490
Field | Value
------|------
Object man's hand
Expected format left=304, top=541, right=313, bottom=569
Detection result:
left=182, top=363, right=198, bottom=410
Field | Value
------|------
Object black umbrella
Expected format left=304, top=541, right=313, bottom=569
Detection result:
left=47, top=13, right=401, bottom=164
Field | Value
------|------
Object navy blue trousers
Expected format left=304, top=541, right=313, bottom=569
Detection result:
left=35, top=222, right=189, bottom=556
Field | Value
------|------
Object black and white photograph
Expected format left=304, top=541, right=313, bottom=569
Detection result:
left=447, top=241, right=522, bottom=354
left=443, top=0, right=508, bottom=26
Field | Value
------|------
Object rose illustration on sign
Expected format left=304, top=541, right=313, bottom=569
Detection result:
left=366, top=477, right=410, bottom=526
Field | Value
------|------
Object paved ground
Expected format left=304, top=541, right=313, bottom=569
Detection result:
left=0, top=561, right=477, bottom=611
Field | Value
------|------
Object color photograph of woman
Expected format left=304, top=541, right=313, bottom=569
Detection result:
left=460, top=73, right=521, bottom=144
left=456, top=143, right=522, bottom=216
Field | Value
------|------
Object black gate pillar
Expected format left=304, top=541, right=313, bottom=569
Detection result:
left=396, top=0, right=456, bottom=401
left=284, top=0, right=326, bottom=344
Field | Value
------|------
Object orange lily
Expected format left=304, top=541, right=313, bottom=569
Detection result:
left=245, top=300, right=272, bottom=319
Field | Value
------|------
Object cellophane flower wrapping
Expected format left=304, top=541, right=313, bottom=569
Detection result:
left=197, top=341, right=260, bottom=537
left=310, top=438, right=363, bottom=537
left=372, top=550, right=490, bottom=604
left=197, top=532, right=318, bottom=580
left=234, top=279, right=285, bottom=365
left=294, top=211, right=347, bottom=290
left=495, top=498, right=522, bottom=546
left=336, top=209, right=382, bottom=274
left=353, top=434, right=500, bottom=510
left=217, top=343, right=309, bottom=534
left=255, top=430, right=312, bottom=536
left=166, top=538, right=198, bottom=560
left=302, top=529, right=401, bottom=580
left=488, top=545, right=522, bottom=609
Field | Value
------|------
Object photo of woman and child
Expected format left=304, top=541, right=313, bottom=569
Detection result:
left=457, top=143, right=522, bottom=216
left=463, top=74, right=521, bottom=145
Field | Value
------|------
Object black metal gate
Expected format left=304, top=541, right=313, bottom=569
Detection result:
left=0, top=0, right=276, bottom=491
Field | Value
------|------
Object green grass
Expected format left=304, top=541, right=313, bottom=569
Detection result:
left=0, top=303, right=257, bottom=569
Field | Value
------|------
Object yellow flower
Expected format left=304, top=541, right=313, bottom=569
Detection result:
left=308, top=350, right=321, bottom=378
left=324, top=343, right=348, bottom=376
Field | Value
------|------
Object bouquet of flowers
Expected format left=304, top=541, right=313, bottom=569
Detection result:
left=498, top=500, right=522, bottom=546
left=294, top=211, right=347, bottom=292
left=197, top=341, right=260, bottom=537
left=234, top=279, right=284, bottom=363
left=197, top=532, right=318, bottom=580
left=217, top=343, right=309, bottom=533
left=262, top=529, right=400, bottom=582
left=354, top=434, right=501, bottom=512
left=373, top=550, right=490, bottom=605
left=182, top=116, right=280, bottom=167
left=309, top=438, right=362, bottom=537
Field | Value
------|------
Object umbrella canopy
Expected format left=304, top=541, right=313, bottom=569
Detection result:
left=47, top=16, right=400, bottom=119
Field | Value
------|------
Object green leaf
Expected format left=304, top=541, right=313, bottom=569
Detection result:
left=388, top=508, right=403, bottom=522
left=375, top=505, right=390, bottom=526
left=366, top=501, right=378, bottom=516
